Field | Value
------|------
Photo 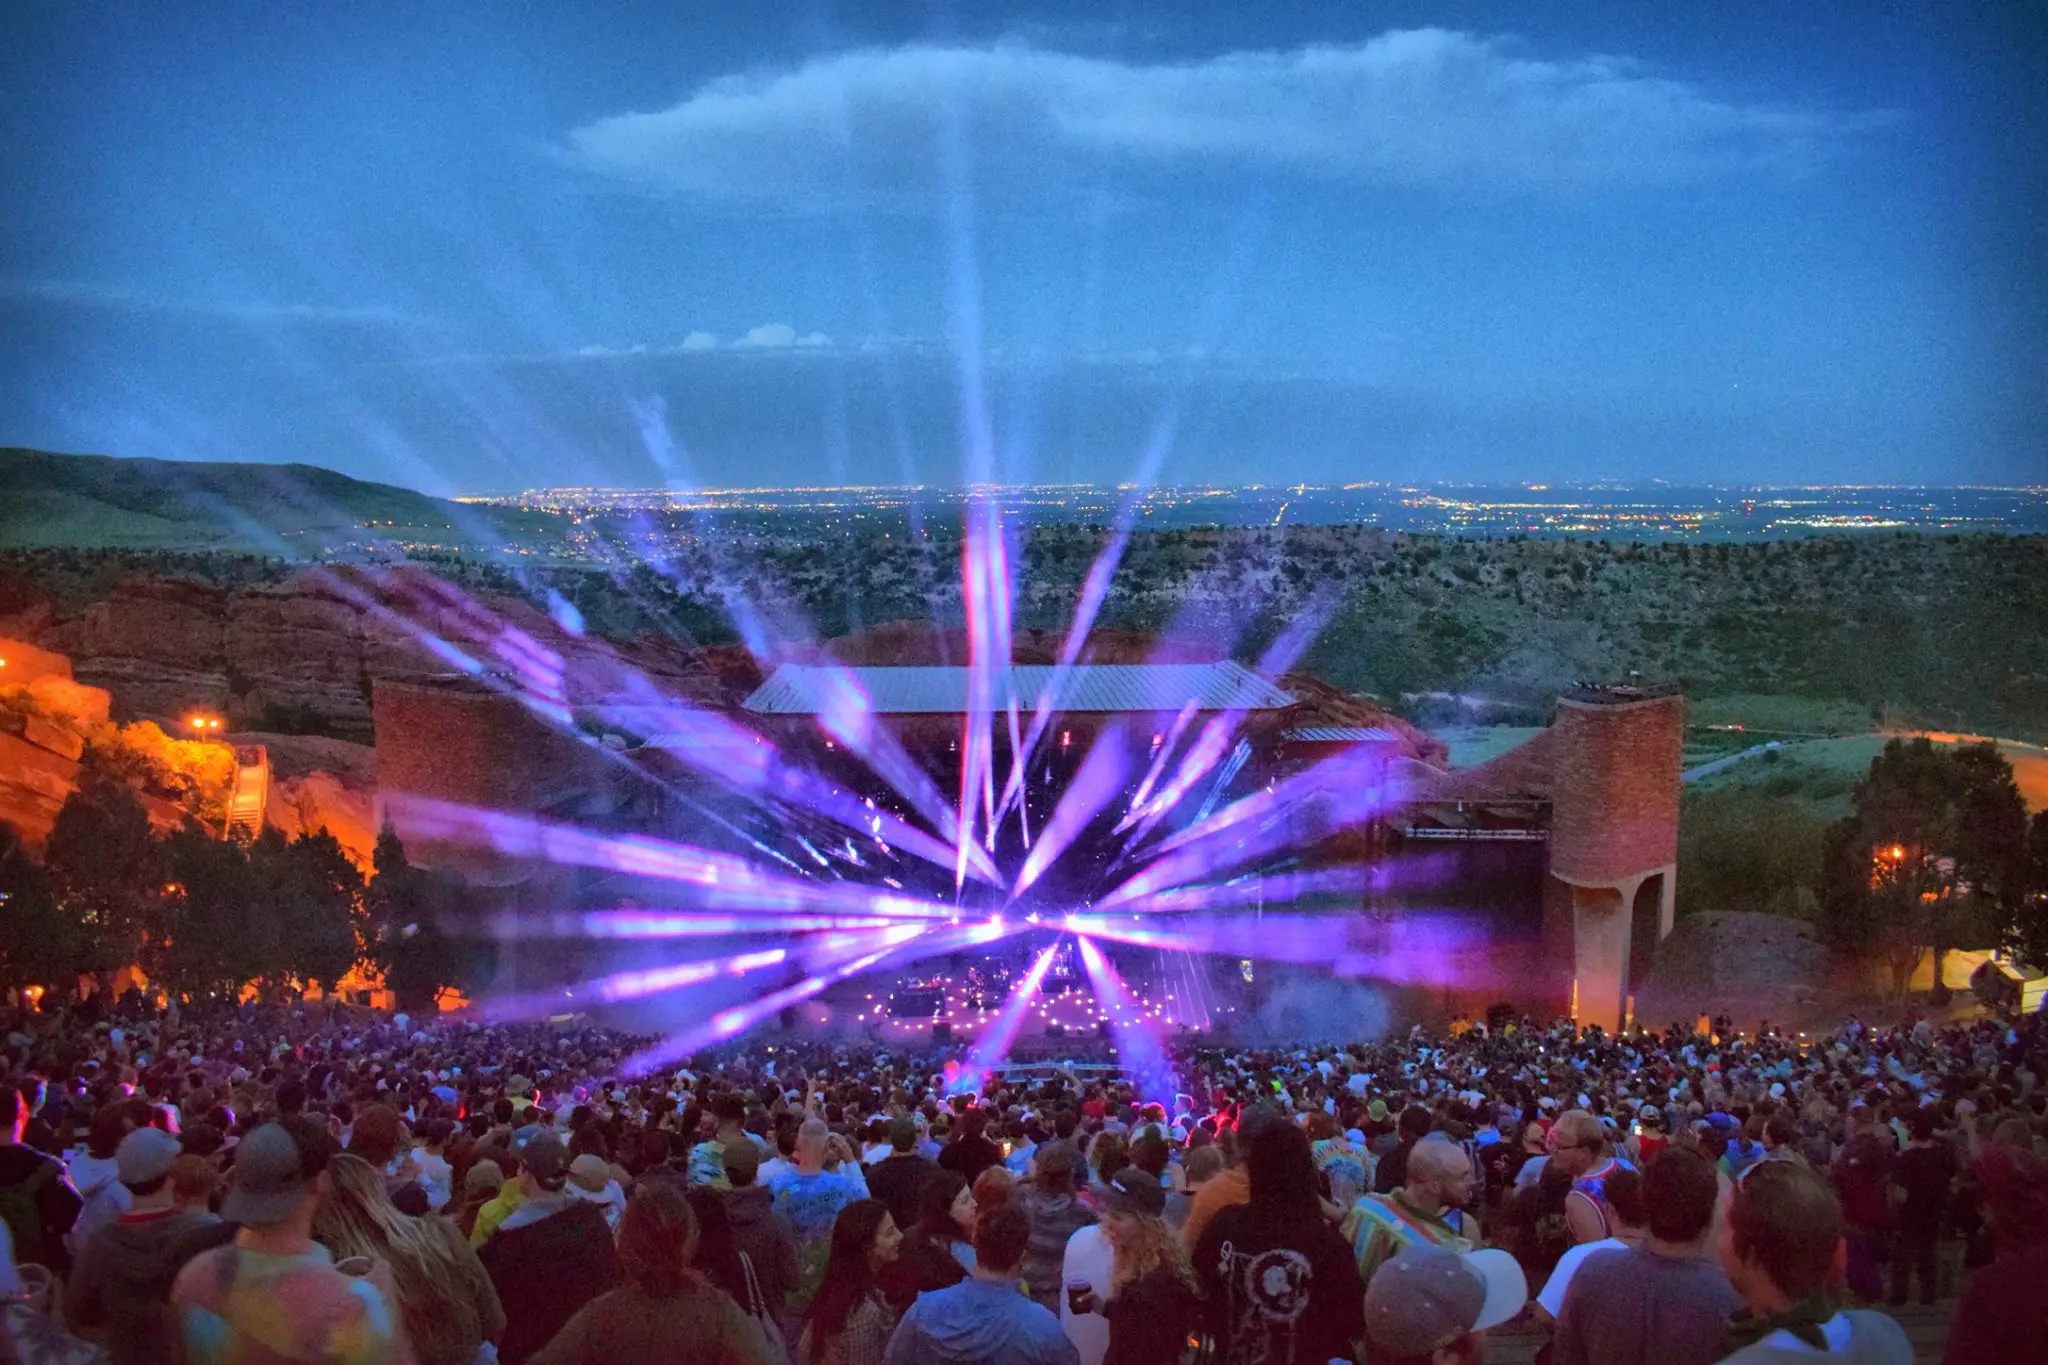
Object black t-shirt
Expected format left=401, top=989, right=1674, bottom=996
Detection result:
left=479, top=1198, right=620, bottom=1364
left=1372, top=1137, right=1418, bottom=1193
left=1103, top=1265, right=1201, bottom=1365
left=1194, top=1201, right=1364, bottom=1365
left=865, top=1153, right=938, bottom=1234
left=1890, top=1142, right=1955, bottom=1234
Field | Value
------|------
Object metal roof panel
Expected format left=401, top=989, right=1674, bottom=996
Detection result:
left=742, top=662, right=1293, bottom=715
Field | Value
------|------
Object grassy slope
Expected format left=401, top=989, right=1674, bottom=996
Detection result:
left=0, top=449, right=558, bottom=552
left=2, top=502, right=2044, bottom=741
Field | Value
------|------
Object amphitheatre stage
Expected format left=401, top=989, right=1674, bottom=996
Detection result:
left=372, top=634, right=1683, bottom=1039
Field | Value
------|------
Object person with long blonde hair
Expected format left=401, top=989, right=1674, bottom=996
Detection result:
left=313, top=1152, right=505, bottom=1365
left=1069, top=1168, right=1200, bottom=1365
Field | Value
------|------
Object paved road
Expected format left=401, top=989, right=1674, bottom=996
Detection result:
left=1682, top=740, right=1787, bottom=784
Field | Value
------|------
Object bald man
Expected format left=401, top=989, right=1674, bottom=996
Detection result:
left=1342, top=1135, right=1481, bottom=1292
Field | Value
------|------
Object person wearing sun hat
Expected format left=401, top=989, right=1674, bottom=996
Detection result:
left=168, top=1118, right=410, bottom=1364
left=1362, top=1243, right=1528, bottom=1365
left=565, top=1153, right=626, bottom=1232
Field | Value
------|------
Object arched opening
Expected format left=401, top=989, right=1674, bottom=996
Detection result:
left=1630, top=872, right=1665, bottom=996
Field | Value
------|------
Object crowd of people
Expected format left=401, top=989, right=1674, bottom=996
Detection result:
left=0, top=993, right=2041, bottom=1365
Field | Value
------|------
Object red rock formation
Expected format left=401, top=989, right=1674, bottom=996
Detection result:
left=0, top=729, right=81, bottom=849
left=11, top=568, right=740, bottom=741
left=269, top=771, right=378, bottom=870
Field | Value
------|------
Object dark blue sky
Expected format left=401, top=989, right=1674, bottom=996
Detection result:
left=3, top=2, right=2042, bottom=494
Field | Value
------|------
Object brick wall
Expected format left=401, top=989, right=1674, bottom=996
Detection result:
left=1546, top=695, right=1683, bottom=887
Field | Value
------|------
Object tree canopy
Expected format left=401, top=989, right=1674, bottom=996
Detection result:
left=0, top=799, right=480, bottom=1007
left=1818, top=738, right=2033, bottom=1001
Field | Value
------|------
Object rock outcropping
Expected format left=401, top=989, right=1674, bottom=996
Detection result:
left=3, top=567, right=745, bottom=743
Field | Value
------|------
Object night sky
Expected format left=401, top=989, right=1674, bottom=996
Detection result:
left=3, top=2, right=2043, bottom=493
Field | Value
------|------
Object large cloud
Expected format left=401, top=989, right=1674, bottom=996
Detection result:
left=564, top=31, right=1886, bottom=204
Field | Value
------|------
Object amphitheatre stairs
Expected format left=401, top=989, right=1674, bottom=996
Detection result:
left=1483, top=1302, right=1953, bottom=1364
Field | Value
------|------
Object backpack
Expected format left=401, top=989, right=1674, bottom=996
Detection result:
left=0, top=1162, right=57, bottom=1265
left=738, top=1251, right=791, bottom=1365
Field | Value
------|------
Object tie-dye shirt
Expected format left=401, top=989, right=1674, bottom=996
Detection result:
left=171, top=1243, right=410, bottom=1365
left=768, top=1166, right=870, bottom=1310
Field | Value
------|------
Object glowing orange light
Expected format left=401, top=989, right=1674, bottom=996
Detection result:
left=1888, top=845, right=1906, bottom=861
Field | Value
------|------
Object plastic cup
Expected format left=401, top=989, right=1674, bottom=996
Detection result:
left=1065, top=1276, right=1094, bottom=1315
left=333, top=1256, right=375, bottom=1278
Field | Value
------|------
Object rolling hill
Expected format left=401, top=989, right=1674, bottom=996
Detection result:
left=0, top=449, right=558, bottom=552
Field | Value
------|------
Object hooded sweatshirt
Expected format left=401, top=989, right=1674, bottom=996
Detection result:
left=69, top=1208, right=222, bottom=1365
left=725, top=1184, right=800, bottom=1317
left=479, top=1196, right=619, bottom=1364
left=883, top=1275, right=1079, bottom=1365
left=65, top=1151, right=129, bottom=1252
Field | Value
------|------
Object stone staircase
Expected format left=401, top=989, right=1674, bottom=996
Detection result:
left=223, top=744, right=269, bottom=841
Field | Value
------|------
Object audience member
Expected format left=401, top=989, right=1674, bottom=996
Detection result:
left=170, top=1119, right=411, bottom=1364
left=800, top=1200, right=901, bottom=1365
left=1553, top=1149, right=1737, bottom=1365
left=1717, top=1162, right=1911, bottom=1364
left=530, top=1182, right=776, bottom=1365
left=1361, top=1244, right=1528, bottom=1365
left=315, top=1152, right=505, bottom=1365
left=883, top=1202, right=1078, bottom=1365
left=478, top=1130, right=618, bottom=1364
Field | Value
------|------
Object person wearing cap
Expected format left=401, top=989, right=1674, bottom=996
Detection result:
left=1715, top=1161, right=1911, bottom=1364
left=69, top=1126, right=219, bottom=1365
left=867, top=1116, right=940, bottom=1237
left=1015, top=1140, right=1097, bottom=1313
left=168, top=1117, right=412, bottom=1365
left=722, top=1136, right=800, bottom=1326
left=477, top=1129, right=619, bottom=1365
left=1344, top=1136, right=1480, bottom=1296
left=1067, top=1168, right=1199, bottom=1365
left=1361, top=1243, right=1528, bottom=1365
left=1624, top=1106, right=1670, bottom=1170
left=468, top=1140, right=529, bottom=1249
left=456, top=1159, right=505, bottom=1242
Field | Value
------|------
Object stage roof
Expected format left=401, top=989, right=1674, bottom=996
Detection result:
left=1284, top=726, right=1399, bottom=743
left=743, top=662, right=1294, bottom=716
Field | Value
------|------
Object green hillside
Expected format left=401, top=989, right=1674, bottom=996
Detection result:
left=0, top=449, right=559, bottom=553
